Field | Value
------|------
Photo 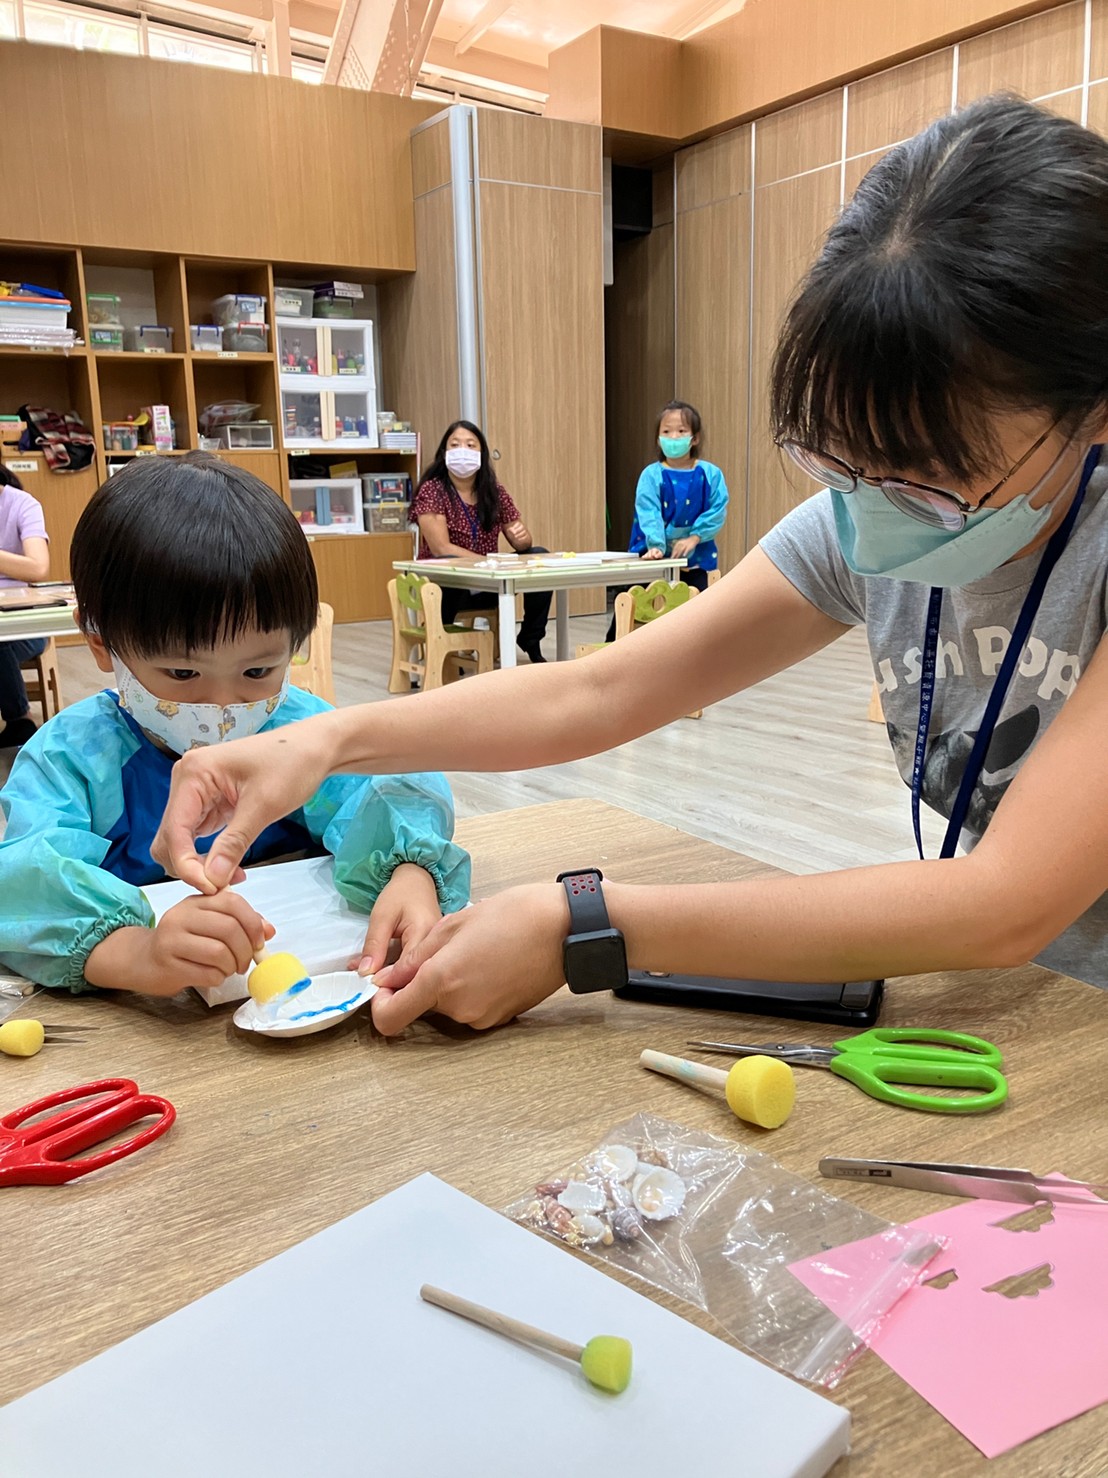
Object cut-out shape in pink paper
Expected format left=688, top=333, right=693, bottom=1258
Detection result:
left=790, top=1178, right=1108, bottom=1458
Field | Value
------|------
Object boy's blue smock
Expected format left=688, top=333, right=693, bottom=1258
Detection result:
left=0, top=686, right=470, bottom=991
left=628, top=460, right=729, bottom=571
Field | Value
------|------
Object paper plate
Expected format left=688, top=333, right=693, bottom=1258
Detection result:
left=233, top=971, right=377, bottom=1039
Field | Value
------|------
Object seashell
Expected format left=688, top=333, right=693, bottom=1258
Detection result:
left=600, top=1226, right=615, bottom=1247
left=637, top=1145, right=673, bottom=1169
left=558, top=1180, right=607, bottom=1213
left=523, top=1199, right=546, bottom=1227
left=536, top=1178, right=568, bottom=1197
left=569, top=1213, right=607, bottom=1246
left=611, top=1207, right=644, bottom=1242
left=543, top=1198, right=574, bottom=1237
left=632, top=1167, right=686, bottom=1221
left=607, top=1182, right=634, bottom=1210
left=586, top=1144, right=639, bottom=1184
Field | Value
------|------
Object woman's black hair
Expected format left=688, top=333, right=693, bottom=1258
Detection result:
left=0, top=465, right=24, bottom=490
left=418, top=420, right=499, bottom=532
left=72, top=452, right=318, bottom=657
left=655, top=401, right=703, bottom=462
left=771, top=94, right=1108, bottom=483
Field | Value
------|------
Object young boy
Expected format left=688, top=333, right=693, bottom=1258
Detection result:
left=0, top=453, right=470, bottom=996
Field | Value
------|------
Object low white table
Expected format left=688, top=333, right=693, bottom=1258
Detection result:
left=0, top=586, right=77, bottom=644
left=392, top=553, right=687, bottom=667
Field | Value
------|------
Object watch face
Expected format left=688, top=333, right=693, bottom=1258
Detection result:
left=566, top=930, right=628, bottom=993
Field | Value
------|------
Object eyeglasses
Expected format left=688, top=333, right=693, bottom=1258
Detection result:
left=777, top=425, right=1056, bottom=531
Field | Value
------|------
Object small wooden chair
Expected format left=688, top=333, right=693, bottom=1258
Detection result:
left=20, top=639, right=63, bottom=723
left=577, top=579, right=703, bottom=718
left=289, top=602, right=336, bottom=706
left=388, top=574, right=496, bottom=692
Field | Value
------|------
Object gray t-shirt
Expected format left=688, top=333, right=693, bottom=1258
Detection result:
left=759, top=461, right=1108, bottom=988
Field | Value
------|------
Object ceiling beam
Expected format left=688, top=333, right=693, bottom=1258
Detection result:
left=668, top=0, right=743, bottom=41
left=454, top=0, right=512, bottom=55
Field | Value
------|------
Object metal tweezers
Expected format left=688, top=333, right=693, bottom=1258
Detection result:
left=819, top=1157, right=1108, bottom=1205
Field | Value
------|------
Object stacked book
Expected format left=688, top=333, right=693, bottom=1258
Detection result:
left=0, top=286, right=77, bottom=349
left=380, top=430, right=418, bottom=451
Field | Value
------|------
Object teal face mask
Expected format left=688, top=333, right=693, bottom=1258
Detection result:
left=830, top=445, right=1088, bottom=586
left=659, top=435, right=693, bottom=460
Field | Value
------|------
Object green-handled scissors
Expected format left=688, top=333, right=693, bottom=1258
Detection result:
left=686, top=1027, right=1008, bottom=1114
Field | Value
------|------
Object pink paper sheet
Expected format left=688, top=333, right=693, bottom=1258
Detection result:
left=790, top=1182, right=1108, bottom=1458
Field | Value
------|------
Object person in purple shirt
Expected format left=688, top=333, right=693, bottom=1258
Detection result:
left=0, top=467, right=51, bottom=750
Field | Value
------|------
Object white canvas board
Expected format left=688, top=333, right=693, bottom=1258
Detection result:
left=144, top=855, right=369, bottom=1005
left=0, top=1175, right=850, bottom=1478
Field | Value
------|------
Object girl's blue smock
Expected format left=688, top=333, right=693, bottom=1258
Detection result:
left=0, top=685, right=470, bottom=990
left=628, top=460, right=730, bottom=570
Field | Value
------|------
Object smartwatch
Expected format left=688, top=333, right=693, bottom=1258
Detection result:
left=557, top=868, right=628, bottom=994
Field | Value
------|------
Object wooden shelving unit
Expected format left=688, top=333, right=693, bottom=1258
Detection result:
left=0, top=242, right=419, bottom=622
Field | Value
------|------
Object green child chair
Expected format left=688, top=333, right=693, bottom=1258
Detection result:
left=388, top=572, right=496, bottom=692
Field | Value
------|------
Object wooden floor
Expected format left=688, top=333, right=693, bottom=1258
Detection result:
left=3, top=617, right=946, bottom=870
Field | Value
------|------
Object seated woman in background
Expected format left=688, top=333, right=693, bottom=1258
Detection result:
left=0, top=466, right=50, bottom=750
left=410, top=420, right=552, bottom=663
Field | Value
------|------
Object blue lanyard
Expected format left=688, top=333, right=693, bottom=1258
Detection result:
left=450, top=485, right=481, bottom=545
left=911, top=446, right=1101, bottom=860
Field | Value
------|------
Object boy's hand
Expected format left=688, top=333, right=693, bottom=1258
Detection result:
left=671, top=535, right=700, bottom=558
left=85, top=893, right=273, bottom=997
left=641, top=547, right=665, bottom=560
left=353, top=864, right=442, bottom=977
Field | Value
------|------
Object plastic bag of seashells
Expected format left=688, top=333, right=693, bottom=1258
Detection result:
left=506, top=1111, right=746, bottom=1315
left=505, top=1110, right=943, bottom=1388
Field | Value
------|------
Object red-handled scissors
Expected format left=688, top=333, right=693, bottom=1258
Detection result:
left=0, top=1078, right=176, bottom=1186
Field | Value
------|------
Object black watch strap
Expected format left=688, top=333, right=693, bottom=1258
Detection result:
left=557, top=868, right=610, bottom=931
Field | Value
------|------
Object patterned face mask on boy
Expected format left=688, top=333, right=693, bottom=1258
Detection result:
left=110, top=655, right=289, bottom=753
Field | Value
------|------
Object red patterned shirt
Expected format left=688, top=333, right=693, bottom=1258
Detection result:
left=411, top=477, right=521, bottom=558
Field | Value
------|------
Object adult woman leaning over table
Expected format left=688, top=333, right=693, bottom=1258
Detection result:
left=411, top=419, right=552, bottom=663
left=156, top=96, right=1108, bottom=1032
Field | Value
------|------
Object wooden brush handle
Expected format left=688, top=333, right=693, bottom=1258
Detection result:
left=419, top=1285, right=583, bottom=1363
left=641, top=1049, right=729, bottom=1095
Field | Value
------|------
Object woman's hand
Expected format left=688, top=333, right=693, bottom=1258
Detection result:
left=641, top=547, right=665, bottom=560
left=370, top=883, right=568, bottom=1033
left=151, top=715, right=341, bottom=892
left=352, top=864, right=442, bottom=976
left=671, top=535, right=700, bottom=558
left=503, top=519, right=532, bottom=551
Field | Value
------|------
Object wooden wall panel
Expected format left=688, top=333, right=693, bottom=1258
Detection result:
left=411, top=118, right=452, bottom=199
left=0, top=42, right=433, bottom=270
left=846, top=50, right=954, bottom=156
left=477, top=111, right=602, bottom=193
left=956, top=1, right=1084, bottom=102
left=675, top=127, right=751, bottom=213
left=747, top=166, right=842, bottom=547
left=844, top=148, right=892, bottom=199
left=478, top=180, right=605, bottom=571
left=605, top=224, right=675, bottom=553
left=675, top=191, right=751, bottom=571
left=754, top=91, right=844, bottom=187
left=1091, top=0, right=1108, bottom=80
left=1087, top=78, right=1108, bottom=132
left=378, top=183, right=460, bottom=458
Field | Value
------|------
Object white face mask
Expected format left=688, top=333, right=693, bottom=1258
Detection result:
left=445, top=447, right=482, bottom=478
left=111, top=655, right=289, bottom=753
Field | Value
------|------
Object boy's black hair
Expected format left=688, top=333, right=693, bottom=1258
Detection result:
left=771, top=94, right=1108, bottom=483
left=72, top=452, right=318, bottom=657
left=419, top=420, right=500, bottom=532
left=655, top=401, right=703, bottom=461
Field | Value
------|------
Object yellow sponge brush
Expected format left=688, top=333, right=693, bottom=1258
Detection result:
left=248, top=951, right=311, bottom=1004
left=579, top=1335, right=634, bottom=1394
left=641, top=1048, right=797, bottom=1130
left=723, top=1055, right=796, bottom=1130
left=0, top=1019, right=46, bottom=1058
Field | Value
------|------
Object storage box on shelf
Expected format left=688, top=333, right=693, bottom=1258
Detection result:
left=289, top=478, right=365, bottom=535
left=277, top=318, right=376, bottom=449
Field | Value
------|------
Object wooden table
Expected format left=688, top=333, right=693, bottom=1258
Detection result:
left=0, top=586, right=77, bottom=644
left=393, top=553, right=687, bottom=664
left=5, top=799, right=1107, bottom=1475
